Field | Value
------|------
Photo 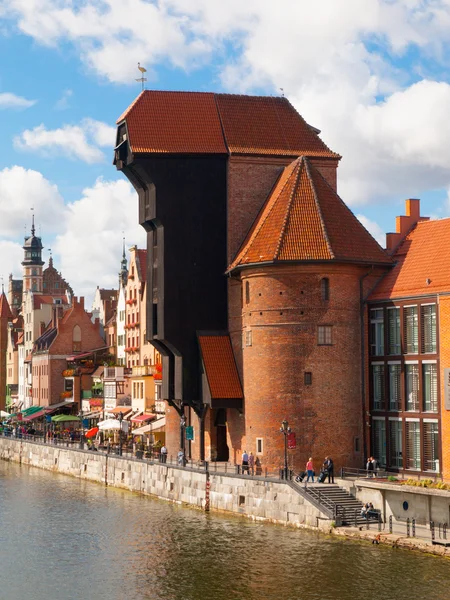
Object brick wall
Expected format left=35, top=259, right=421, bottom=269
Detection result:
left=439, top=297, right=450, bottom=480
left=226, top=263, right=367, bottom=474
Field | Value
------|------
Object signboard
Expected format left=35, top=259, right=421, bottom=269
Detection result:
left=287, top=432, right=296, bottom=449
left=82, top=419, right=89, bottom=428
left=445, top=368, right=450, bottom=410
left=185, top=426, right=194, bottom=441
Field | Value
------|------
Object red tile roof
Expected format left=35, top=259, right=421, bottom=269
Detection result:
left=370, top=218, right=450, bottom=300
left=198, top=334, right=243, bottom=399
left=228, top=157, right=392, bottom=271
left=0, top=292, right=12, bottom=319
left=117, top=91, right=339, bottom=158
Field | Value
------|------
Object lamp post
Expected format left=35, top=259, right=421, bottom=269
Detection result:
left=180, top=412, right=186, bottom=454
left=118, top=411, right=123, bottom=456
left=280, top=419, right=291, bottom=480
left=78, top=409, right=84, bottom=449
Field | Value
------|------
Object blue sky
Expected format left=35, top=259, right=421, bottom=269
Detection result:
left=1, top=0, right=450, bottom=302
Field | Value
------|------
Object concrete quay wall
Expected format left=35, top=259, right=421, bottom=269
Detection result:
left=0, top=438, right=328, bottom=530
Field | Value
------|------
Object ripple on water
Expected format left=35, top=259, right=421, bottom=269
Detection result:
left=1, top=461, right=450, bottom=600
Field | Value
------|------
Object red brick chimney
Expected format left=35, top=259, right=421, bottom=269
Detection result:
left=386, top=199, right=429, bottom=253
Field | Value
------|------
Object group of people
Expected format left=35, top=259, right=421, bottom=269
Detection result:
left=306, top=456, right=334, bottom=483
left=241, top=450, right=255, bottom=474
left=361, top=502, right=377, bottom=519
left=366, top=456, right=378, bottom=478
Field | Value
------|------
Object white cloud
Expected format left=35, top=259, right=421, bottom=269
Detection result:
left=356, top=214, right=386, bottom=247
left=0, top=166, right=66, bottom=239
left=0, top=165, right=145, bottom=302
left=54, top=88, right=72, bottom=110
left=0, top=91, right=36, bottom=109
left=13, top=119, right=116, bottom=162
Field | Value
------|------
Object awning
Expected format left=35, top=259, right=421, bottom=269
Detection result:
left=51, top=414, right=80, bottom=423
left=46, top=400, right=75, bottom=412
left=109, top=406, right=132, bottom=416
left=21, top=405, right=43, bottom=418
left=132, top=417, right=166, bottom=435
left=66, top=346, right=109, bottom=361
left=131, top=413, right=156, bottom=424
left=23, top=408, right=47, bottom=421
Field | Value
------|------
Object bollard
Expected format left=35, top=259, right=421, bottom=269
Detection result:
left=406, top=518, right=410, bottom=538
left=439, top=522, right=442, bottom=539
left=389, top=515, right=393, bottom=534
left=412, top=518, right=416, bottom=538
left=430, top=521, right=435, bottom=542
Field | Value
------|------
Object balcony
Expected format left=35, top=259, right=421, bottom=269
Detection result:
left=132, top=365, right=157, bottom=377
left=126, top=298, right=137, bottom=305
left=104, top=366, right=125, bottom=381
left=60, top=391, right=73, bottom=400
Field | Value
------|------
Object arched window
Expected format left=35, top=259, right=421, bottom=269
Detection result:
left=72, top=325, right=81, bottom=352
left=321, top=278, right=330, bottom=301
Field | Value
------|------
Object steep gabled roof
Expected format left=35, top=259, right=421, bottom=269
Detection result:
left=228, top=157, right=392, bottom=271
left=0, top=292, right=13, bottom=319
left=135, top=249, right=147, bottom=283
left=370, top=218, right=450, bottom=300
left=117, top=91, right=339, bottom=159
left=198, top=333, right=243, bottom=400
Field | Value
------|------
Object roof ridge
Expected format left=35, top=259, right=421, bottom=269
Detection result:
left=304, top=158, right=335, bottom=259
left=273, top=158, right=303, bottom=260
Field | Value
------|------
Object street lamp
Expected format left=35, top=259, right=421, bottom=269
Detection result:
left=180, top=412, right=186, bottom=454
left=280, top=419, right=291, bottom=480
left=118, top=411, right=123, bottom=456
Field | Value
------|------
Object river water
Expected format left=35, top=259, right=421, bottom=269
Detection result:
left=1, top=461, right=449, bottom=600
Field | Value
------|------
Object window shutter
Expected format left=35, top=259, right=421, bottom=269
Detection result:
left=405, top=421, right=421, bottom=470
left=423, top=422, right=438, bottom=472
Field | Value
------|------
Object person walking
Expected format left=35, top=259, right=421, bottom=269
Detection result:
left=366, top=456, right=375, bottom=478
left=242, top=450, right=249, bottom=474
left=306, top=457, right=315, bottom=482
left=160, top=445, right=168, bottom=464
left=248, top=451, right=255, bottom=475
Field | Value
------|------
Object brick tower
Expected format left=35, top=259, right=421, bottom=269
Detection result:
left=226, top=157, right=393, bottom=472
left=0, top=290, right=13, bottom=411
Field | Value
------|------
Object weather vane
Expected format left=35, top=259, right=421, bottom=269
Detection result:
left=136, top=62, right=147, bottom=91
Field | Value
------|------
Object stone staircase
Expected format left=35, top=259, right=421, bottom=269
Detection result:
left=294, top=482, right=372, bottom=526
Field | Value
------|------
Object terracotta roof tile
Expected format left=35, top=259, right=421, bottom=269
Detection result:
left=198, top=334, right=243, bottom=399
left=228, top=157, right=392, bottom=271
left=370, top=219, right=450, bottom=300
left=117, top=91, right=339, bottom=158
left=0, top=292, right=12, bottom=319
left=215, top=94, right=339, bottom=157
left=117, top=91, right=227, bottom=154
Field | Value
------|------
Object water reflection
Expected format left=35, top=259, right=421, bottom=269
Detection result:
left=1, top=461, right=449, bottom=600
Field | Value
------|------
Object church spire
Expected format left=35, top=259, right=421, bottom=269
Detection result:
left=119, top=236, right=128, bottom=288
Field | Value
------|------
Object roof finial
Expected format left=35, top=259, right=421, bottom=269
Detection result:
left=1, top=275, right=4, bottom=293
left=280, top=88, right=284, bottom=97
left=122, top=233, right=126, bottom=260
left=31, top=207, right=35, bottom=235
left=48, top=248, right=53, bottom=267
left=136, top=62, right=147, bottom=91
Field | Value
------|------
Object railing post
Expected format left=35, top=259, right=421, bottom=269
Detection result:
left=412, top=518, right=416, bottom=538
left=430, top=521, right=435, bottom=542
left=378, top=513, right=382, bottom=532
left=340, top=467, right=344, bottom=479
left=354, top=509, right=358, bottom=528
left=439, top=522, right=442, bottom=539
left=406, top=518, right=410, bottom=537
left=389, top=515, right=393, bottom=534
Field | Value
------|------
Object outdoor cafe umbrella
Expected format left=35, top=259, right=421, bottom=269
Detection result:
left=0, top=410, right=10, bottom=418
left=51, top=414, right=81, bottom=423
left=85, top=426, right=99, bottom=439
left=98, top=419, right=129, bottom=432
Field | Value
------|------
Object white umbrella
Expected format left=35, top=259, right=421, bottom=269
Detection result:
left=98, top=419, right=129, bottom=432
left=0, top=410, right=10, bottom=418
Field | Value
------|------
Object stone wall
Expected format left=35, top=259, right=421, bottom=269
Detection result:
left=0, top=438, right=329, bottom=530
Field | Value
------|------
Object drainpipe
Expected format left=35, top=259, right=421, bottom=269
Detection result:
left=360, top=267, right=373, bottom=466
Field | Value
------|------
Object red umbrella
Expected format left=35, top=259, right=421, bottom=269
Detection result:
left=85, top=426, right=99, bottom=439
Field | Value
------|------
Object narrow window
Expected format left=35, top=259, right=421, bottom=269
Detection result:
left=372, top=420, right=386, bottom=467
left=405, top=421, right=421, bottom=470
left=423, top=364, right=438, bottom=412
left=421, top=305, right=436, bottom=354
left=372, top=364, right=385, bottom=411
left=370, top=309, right=384, bottom=356
left=245, top=281, right=250, bottom=305
left=423, top=421, right=439, bottom=472
left=245, top=330, right=252, bottom=347
left=304, top=372, right=312, bottom=385
left=317, top=325, right=332, bottom=345
left=387, top=308, right=400, bottom=355
left=72, top=325, right=81, bottom=352
left=404, top=306, right=418, bottom=354
left=405, top=364, right=419, bottom=411
left=256, top=438, right=263, bottom=455
left=321, top=278, right=329, bottom=301
left=388, top=365, right=401, bottom=411
left=389, top=420, right=403, bottom=468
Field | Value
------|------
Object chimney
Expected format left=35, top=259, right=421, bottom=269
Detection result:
left=386, top=199, right=429, bottom=253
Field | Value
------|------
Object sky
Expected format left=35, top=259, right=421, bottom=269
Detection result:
left=1, top=0, right=450, bottom=305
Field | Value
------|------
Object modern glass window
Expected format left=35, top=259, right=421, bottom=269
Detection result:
left=389, top=420, right=403, bottom=468
left=405, top=421, right=421, bottom=470
left=372, top=419, right=386, bottom=467
left=387, top=308, right=401, bottom=355
left=423, top=364, right=438, bottom=412
left=370, top=309, right=384, bottom=356
left=372, top=365, right=385, bottom=411
left=404, top=306, right=418, bottom=354
left=423, top=422, right=439, bottom=472
left=318, top=325, right=332, bottom=345
left=388, top=364, right=401, bottom=411
left=405, top=364, right=419, bottom=411
left=421, top=305, right=437, bottom=354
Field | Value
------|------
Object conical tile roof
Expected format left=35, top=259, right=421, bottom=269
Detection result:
left=228, top=157, right=392, bottom=271
left=0, top=292, right=13, bottom=319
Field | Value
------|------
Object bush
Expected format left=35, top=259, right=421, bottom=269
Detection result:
left=387, top=475, right=398, bottom=482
